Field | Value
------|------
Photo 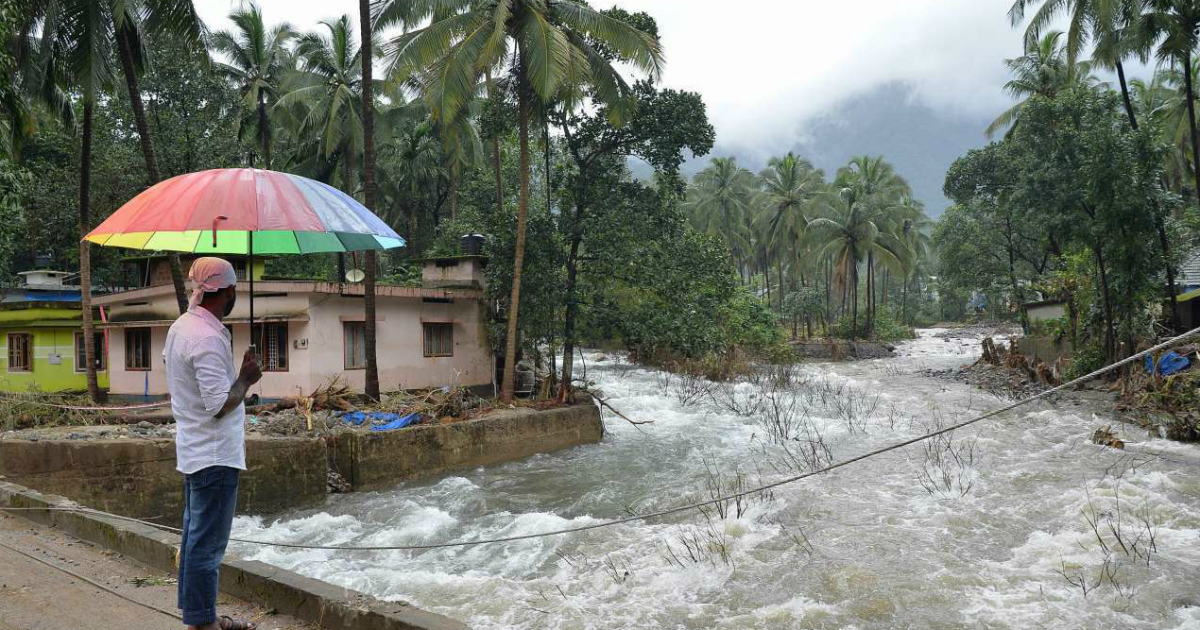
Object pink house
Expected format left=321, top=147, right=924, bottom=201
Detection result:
left=95, top=256, right=494, bottom=400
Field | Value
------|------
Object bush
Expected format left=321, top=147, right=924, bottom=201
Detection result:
left=829, top=308, right=915, bottom=342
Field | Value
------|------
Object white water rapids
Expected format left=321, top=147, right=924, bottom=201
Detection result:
left=232, top=330, right=1200, bottom=629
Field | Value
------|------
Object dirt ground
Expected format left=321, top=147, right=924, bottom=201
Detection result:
left=0, top=512, right=314, bottom=630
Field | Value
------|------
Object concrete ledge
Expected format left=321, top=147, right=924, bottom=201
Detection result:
left=0, top=402, right=604, bottom=523
left=0, top=436, right=328, bottom=527
left=0, top=480, right=466, bottom=630
left=337, top=402, right=604, bottom=491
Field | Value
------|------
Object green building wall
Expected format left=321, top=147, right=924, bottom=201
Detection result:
left=0, top=324, right=110, bottom=393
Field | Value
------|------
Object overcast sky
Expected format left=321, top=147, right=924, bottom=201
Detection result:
left=196, top=0, right=1039, bottom=158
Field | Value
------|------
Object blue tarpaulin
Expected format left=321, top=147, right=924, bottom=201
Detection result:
left=338, top=410, right=420, bottom=431
left=1145, top=351, right=1191, bottom=376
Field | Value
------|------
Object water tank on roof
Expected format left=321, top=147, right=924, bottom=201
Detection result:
left=460, top=234, right=486, bottom=256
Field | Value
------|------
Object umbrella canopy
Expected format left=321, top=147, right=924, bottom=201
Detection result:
left=84, top=168, right=404, bottom=254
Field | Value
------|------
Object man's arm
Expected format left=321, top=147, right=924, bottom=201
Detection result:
left=215, top=350, right=263, bottom=418
left=193, top=342, right=261, bottom=418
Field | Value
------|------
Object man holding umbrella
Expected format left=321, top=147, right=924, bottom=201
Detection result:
left=164, top=257, right=262, bottom=630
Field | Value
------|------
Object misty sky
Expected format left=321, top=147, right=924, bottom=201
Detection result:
left=193, top=0, right=1109, bottom=193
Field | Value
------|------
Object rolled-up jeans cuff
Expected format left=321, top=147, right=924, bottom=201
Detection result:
left=182, top=605, right=216, bottom=626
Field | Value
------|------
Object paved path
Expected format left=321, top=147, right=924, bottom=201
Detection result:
left=0, top=512, right=313, bottom=630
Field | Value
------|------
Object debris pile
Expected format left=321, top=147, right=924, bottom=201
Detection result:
left=1115, top=345, right=1200, bottom=442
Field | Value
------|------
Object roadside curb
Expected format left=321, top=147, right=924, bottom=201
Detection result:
left=0, top=480, right=466, bottom=630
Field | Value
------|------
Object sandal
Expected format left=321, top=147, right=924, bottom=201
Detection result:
left=218, top=615, right=258, bottom=630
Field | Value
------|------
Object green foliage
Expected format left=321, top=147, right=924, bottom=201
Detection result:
left=942, top=85, right=1180, bottom=359
left=830, top=308, right=914, bottom=342
left=0, top=158, right=31, bottom=285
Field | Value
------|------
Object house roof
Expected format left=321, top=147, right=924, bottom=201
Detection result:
left=1021, top=298, right=1068, bottom=309
left=1177, top=287, right=1200, bottom=303
left=1, top=290, right=82, bottom=304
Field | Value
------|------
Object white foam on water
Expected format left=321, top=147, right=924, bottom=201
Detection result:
left=232, top=333, right=1200, bottom=629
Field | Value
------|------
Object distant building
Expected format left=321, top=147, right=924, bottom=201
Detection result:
left=1180, top=249, right=1200, bottom=293
left=1022, top=298, right=1068, bottom=324
left=95, top=255, right=493, bottom=400
left=0, top=271, right=108, bottom=393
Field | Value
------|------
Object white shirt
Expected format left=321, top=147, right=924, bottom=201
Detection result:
left=163, top=306, right=247, bottom=474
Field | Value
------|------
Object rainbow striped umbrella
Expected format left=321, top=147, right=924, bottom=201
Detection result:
left=85, top=168, right=404, bottom=253
left=85, top=168, right=403, bottom=346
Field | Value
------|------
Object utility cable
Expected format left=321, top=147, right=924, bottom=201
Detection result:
left=0, top=539, right=183, bottom=620
left=2, top=326, right=1198, bottom=552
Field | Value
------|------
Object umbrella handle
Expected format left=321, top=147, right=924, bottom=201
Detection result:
left=248, top=230, right=255, bottom=354
left=212, top=215, right=228, bottom=247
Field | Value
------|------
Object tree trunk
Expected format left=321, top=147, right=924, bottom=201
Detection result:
left=258, top=90, right=271, bottom=171
left=557, top=231, right=582, bottom=401
left=1116, top=61, right=1138, bottom=130
left=408, top=178, right=418, bottom=248
left=901, top=275, right=909, bottom=325
left=79, top=101, right=100, bottom=401
left=360, top=0, right=380, bottom=401
left=865, top=251, right=874, bottom=336
left=448, top=165, right=458, bottom=222
left=500, top=67, right=533, bottom=403
left=1184, top=53, right=1200, bottom=203
left=1094, top=242, right=1116, bottom=361
left=116, top=26, right=188, bottom=315
left=763, top=258, right=771, bottom=306
left=1156, top=211, right=1181, bottom=330
left=486, top=69, right=503, bottom=216
left=851, top=259, right=859, bottom=340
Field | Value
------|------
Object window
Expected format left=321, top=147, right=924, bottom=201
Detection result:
left=7, top=333, right=31, bottom=372
left=125, top=328, right=152, bottom=370
left=423, top=323, right=453, bottom=357
left=74, top=332, right=107, bottom=372
left=252, top=322, right=288, bottom=371
left=344, top=322, right=366, bottom=369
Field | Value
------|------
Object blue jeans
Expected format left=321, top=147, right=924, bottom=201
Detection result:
left=178, top=466, right=240, bottom=626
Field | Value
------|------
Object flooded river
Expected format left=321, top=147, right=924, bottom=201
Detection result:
left=232, top=330, right=1200, bottom=629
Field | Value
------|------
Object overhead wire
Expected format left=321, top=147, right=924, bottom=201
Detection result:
left=2, top=326, right=1198, bottom=552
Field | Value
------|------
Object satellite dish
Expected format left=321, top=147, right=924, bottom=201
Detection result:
left=345, top=269, right=365, bottom=283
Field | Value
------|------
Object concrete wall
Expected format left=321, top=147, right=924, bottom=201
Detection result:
left=1027, top=302, right=1068, bottom=322
left=0, top=436, right=327, bottom=526
left=309, top=295, right=492, bottom=393
left=333, top=403, right=603, bottom=491
left=420, top=258, right=486, bottom=289
left=1018, top=335, right=1074, bottom=364
left=0, top=403, right=603, bottom=522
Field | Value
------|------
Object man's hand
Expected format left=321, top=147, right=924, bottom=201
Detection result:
left=239, top=349, right=263, bottom=386
left=215, top=350, right=261, bottom=418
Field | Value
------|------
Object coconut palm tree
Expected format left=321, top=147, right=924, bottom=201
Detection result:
left=757, top=152, right=824, bottom=308
left=1139, top=0, right=1200, bottom=200
left=809, top=158, right=909, bottom=339
left=211, top=2, right=293, bottom=170
left=987, top=30, right=1100, bottom=138
left=359, top=0, right=380, bottom=400
left=110, top=0, right=206, bottom=316
left=378, top=116, right=443, bottom=245
left=277, top=14, right=370, bottom=189
left=44, top=0, right=116, bottom=401
left=6, top=3, right=76, bottom=160
left=1009, top=0, right=1147, bottom=129
left=688, top=156, right=757, bottom=279
left=836, top=156, right=910, bottom=332
left=375, top=0, right=663, bottom=403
